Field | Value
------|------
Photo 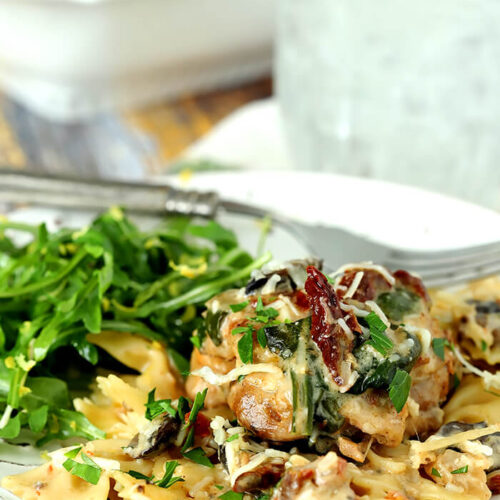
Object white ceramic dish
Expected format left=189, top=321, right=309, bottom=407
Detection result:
left=1, top=171, right=499, bottom=498
left=0, top=0, right=274, bottom=121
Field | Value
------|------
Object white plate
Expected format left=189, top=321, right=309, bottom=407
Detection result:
left=1, top=171, right=499, bottom=498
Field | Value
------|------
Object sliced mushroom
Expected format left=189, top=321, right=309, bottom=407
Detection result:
left=124, top=414, right=180, bottom=459
left=436, top=421, right=500, bottom=472
left=245, top=258, right=322, bottom=295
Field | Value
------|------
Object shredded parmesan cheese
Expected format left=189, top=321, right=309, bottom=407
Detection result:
left=337, top=317, right=353, bottom=336
left=262, top=274, right=281, bottom=295
left=409, top=423, right=500, bottom=468
left=344, top=271, right=364, bottom=299
left=340, top=303, right=370, bottom=317
left=454, top=347, right=500, bottom=390
left=334, top=262, right=395, bottom=286
left=404, top=325, right=432, bottom=355
left=365, top=300, right=391, bottom=327
left=191, top=363, right=281, bottom=386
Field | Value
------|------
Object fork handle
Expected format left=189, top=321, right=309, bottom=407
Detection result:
left=0, top=169, right=221, bottom=218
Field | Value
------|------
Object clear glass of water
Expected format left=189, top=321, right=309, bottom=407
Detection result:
left=276, top=0, right=500, bottom=209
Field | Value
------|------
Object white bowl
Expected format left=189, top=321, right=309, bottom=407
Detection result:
left=0, top=0, right=275, bottom=121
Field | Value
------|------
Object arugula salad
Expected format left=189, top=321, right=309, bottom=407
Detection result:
left=0, top=209, right=268, bottom=446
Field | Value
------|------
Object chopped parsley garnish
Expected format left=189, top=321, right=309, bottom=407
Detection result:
left=62, top=447, right=102, bottom=485
left=365, top=312, right=393, bottom=355
left=154, top=460, right=185, bottom=488
left=451, top=465, right=468, bottom=474
left=237, top=330, right=254, bottom=364
left=127, top=462, right=184, bottom=489
left=388, top=369, right=411, bottom=413
left=232, top=326, right=253, bottom=335
left=145, top=389, right=177, bottom=420
left=226, top=433, right=239, bottom=442
left=143, top=388, right=207, bottom=453
left=231, top=296, right=281, bottom=363
left=431, top=338, right=450, bottom=361
left=230, top=301, right=249, bottom=312
left=219, top=492, right=244, bottom=500
left=182, top=447, right=213, bottom=468
left=256, top=327, right=267, bottom=348
left=186, top=388, right=207, bottom=427
left=431, top=467, right=441, bottom=478
left=481, top=340, right=488, bottom=352
left=190, top=335, right=202, bottom=349
left=181, top=388, right=208, bottom=452
left=255, top=297, right=279, bottom=321
left=127, top=470, right=155, bottom=481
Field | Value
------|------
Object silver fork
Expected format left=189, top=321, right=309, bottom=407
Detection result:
left=2, top=169, right=500, bottom=288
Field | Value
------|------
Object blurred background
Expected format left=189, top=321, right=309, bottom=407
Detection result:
left=0, top=0, right=499, bottom=209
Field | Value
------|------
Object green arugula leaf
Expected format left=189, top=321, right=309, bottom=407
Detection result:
left=28, top=404, right=49, bottom=433
left=230, top=301, right=249, bottom=313
left=0, top=413, right=21, bottom=439
left=70, top=337, right=99, bottom=365
left=451, top=465, right=468, bottom=474
left=238, top=330, right=254, bottom=364
left=187, top=221, right=237, bottom=249
left=182, top=447, right=213, bottom=468
left=388, top=369, right=411, bottom=413
left=37, top=409, right=105, bottom=446
left=0, top=212, right=264, bottom=445
left=154, top=460, right=184, bottom=489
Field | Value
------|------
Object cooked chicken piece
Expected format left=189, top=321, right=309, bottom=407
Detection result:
left=227, top=371, right=297, bottom=441
left=339, top=391, right=408, bottom=447
left=186, top=261, right=451, bottom=450
left=186, top=347, right=235, bottom=408
left=271, top=452, right=357, bottom=500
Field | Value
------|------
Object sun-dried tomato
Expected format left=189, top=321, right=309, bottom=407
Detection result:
left=305, top=266, right=354, bottom=386
left=393, top=269, right=429, bottom=302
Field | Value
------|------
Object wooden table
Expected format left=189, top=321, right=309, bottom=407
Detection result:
left=0, top=77, right=272, bottom=179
